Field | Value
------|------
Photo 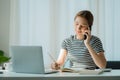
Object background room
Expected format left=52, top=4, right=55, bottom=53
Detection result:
left=0, top=0, right=120, bottom=68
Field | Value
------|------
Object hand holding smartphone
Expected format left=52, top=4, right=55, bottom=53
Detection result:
left=84, top=32, right=88, bottom=40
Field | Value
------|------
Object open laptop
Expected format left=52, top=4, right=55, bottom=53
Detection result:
left=10, top=46, right=58, bottom=74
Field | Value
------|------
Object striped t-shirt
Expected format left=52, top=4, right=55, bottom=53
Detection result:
left=62, top=35, right=104, bottom=69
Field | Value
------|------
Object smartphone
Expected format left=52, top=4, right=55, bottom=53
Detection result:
left=84, top=32, right=88, bottom=40
left=84, top=35, right=87, bottom=40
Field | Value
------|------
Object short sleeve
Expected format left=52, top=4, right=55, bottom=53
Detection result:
left=61, top=37, right=72, bottom=50
left=61, top=39, right=67, bottom=50
left=91, top=37, right=104, bottom=53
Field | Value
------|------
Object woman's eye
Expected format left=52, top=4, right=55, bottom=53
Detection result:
left=82, top=25, right=87, bottom=28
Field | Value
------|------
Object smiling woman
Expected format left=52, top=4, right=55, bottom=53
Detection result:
left=9, top=0, right=120, bottom=68
left=51, top=10, right=106, bottom=70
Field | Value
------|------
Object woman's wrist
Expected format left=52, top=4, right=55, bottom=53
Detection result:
left=51, top=62, right=60, bottom=70
left=85, top=42, right=90, bottom=47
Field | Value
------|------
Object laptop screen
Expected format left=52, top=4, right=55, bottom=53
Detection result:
left=10, top=46, right=46, bottom=74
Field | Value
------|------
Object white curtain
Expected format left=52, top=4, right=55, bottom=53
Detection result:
left=98, top=0, right=120, bottom=61
left=10, top=0, right=120, bottom=67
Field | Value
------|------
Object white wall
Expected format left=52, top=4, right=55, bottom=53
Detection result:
left=0, top=0, right=10, bottom=55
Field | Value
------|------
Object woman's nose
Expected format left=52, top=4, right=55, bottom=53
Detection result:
left=78, top=26, right=81, bottom=30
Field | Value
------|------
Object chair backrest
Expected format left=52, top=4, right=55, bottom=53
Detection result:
left=106, top=61, right=120, bottom=69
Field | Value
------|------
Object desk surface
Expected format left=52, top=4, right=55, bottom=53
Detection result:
left=0, top=70, right=120, bottom=80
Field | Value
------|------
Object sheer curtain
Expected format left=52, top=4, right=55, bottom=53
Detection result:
left=98, top=0, right=120, bottom=61
left=10, top=0, right=120, bottom=67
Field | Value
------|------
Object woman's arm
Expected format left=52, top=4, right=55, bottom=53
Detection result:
left=57, top=49, right=68, bottom=66
left=84, top=29, right=106, bottom=69
left=51, top=49, right=67, bottom=70
left=86, top=44, right=106, bottom=69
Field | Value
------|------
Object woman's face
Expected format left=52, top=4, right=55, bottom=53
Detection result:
left=74, top=16, right=89, bottom=38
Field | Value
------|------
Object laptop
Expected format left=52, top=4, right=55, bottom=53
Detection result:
left=10, top=46, right=58, bottom=74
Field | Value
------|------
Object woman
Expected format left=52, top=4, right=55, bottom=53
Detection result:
left=51, top=10, right=106, bottom=70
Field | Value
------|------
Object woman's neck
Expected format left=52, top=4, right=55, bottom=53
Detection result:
left=76, top=35, right=84, bottom=40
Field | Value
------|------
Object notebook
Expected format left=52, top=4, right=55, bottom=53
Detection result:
left=10, top=46, right=58, bottom=74
left=78, top=69, right=104, bottom=75
left=61, top=68, right=104, bottom=75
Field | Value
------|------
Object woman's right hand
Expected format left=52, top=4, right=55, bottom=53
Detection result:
left=51, top=62, right=60, bottom=70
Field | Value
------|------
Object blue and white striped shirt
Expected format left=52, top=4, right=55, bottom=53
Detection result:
left=62, top=35, right=104, bottom=69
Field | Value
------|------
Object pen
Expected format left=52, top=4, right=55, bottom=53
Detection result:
left=47, top=52, right=56, bottom=63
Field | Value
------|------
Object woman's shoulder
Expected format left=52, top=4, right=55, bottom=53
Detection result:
left=63, top=35, right=75, bottom=42
left=64, top=35, right=75, bottom=40
left=61, top=35, right=75, bottom=48
left=91, top=35, right=101, bottom=42
left=91, top=35, right=100, bottom=39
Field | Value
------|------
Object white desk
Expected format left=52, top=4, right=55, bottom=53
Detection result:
left=0, top=70, right=120, bottom=80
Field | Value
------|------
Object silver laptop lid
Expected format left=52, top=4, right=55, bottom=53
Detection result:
left=10, top=46, right=45, bottom=74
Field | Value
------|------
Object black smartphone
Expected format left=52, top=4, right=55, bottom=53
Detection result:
left=84, top=32, right=88, bottom=40
left=84, top=35, right=87, bottom=40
